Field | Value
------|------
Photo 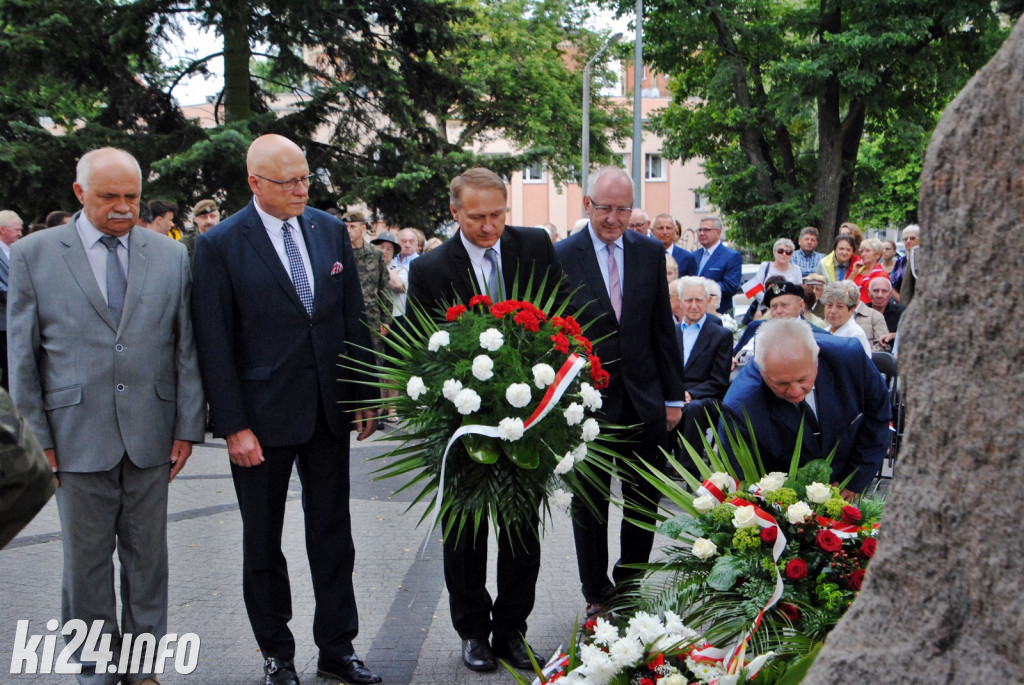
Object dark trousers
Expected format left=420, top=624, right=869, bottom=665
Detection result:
left=443, top=510, right=541, bottom=641
left=572, top=399, right=666, bottom=604
left=231, top=400, right=358, bottom=661
left=674, top=399, right=721, bottom=461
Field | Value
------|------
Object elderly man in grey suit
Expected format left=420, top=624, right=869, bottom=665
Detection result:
left=7, top=148, right=205, bottom=685
left=0, top=209, right=23, bottom=388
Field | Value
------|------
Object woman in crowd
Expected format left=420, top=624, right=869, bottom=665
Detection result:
left=816, top=235, right=860, bottom=282
left=822, top=281, right=872, bottom=356
left=880, top=240, right=899, bottom=275
left=850, top=238, right=888, bottom=303
left=838, top=222, right=864, bottom=251
left=757, top=237, right=803, bottom=285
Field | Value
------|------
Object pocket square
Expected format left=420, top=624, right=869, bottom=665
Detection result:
left=330, top=261, right=344, bottom=275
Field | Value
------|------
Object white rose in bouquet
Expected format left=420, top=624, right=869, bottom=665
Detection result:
left=471, top=355, right=494, bottom=381
left=441, top=378, right=463, bottom=401
left=805, top=482, right=832, bottom=504
left=692, top=494, right=717, bottom=514
left=756, top=471, right=788, bottom=492
left=787, top=501, right=813, bottom=524
left=563, top=402, right=585, bottom=426
left=692, top=538, right=718, bottom=560
left=579, top=382, right=603, bottom=411
left=453, top=388, right=481, bottom=415
left=532, top=363, right=556, bottom=388
left=479, top=327, right=504, bottom=351
left=427, top=330, right=450, bottom=352
left=581, top=418, right=600, bottom=442
left=732, top=506, right=760, bottom=529
left=406, top=376, right=427, bottom=401
left=496, top=417, right=524, bottom=441
left=707, top=471, right=734, bottom=492
left=505, top=383, right=532, bottom=408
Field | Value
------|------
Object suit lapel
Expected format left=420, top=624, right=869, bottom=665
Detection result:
left=686, top=321, right=713, bottom=370
left=296, top=211, right=326, bottom=316
left=120, top=227, right=149, bottom=336
left=240, top=205, right=307, bottom=315
left=444, top=235, right=478, bottom=302
left=59, top=223, right=118, bottom=332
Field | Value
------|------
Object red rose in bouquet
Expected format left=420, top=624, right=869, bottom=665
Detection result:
left=848, top=568, right=866, bottom=590
left=779, top=603, right=801, bottom=622
left=760, top=526, right=778, bottom=545
left=816, top=529, right=842, bottom=553
left=860, top=537, right=877, bottom=558
left=785, top=558, right=808, bottom=581
left=841, top=505, right=863, bottom=525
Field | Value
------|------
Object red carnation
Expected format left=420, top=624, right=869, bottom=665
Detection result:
left=588, top=355, right=604, bottom=382
left=583, top=618, right=597, bottom=632
left=445, top=305, right=467, bottom=321
left=647, top=654, right=665, bottom=671
left=860, top=537, right=877, bottom=558
left=562, top=315, right=582, bottom=336
left=760, top=526, right=778, bottom=545
left=468, top=294, right=492, bottom=308
left=552, top=333, right=571, bottom=353
left=848, top=568, right=866, bottom=590
left=593, top=369, right=610, bottom=390
left=778, top=603, right=801, bottom=622
left=490, top=301, right=516, bottom=318
left=816, top=529, right=842, bottom=553
left=514, top=310, right=541, bottom=332
left=574, top=335, right=593, bottom=354
left=551, top=315, right=565, bottom=329
left=841, top=505, right=863, bottom=525
left=785, top=558, right=808, bottom=581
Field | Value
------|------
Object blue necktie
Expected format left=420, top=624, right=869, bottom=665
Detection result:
left=698, top=248, right=710, bottom=275
left=485, top=247, right=504, bottom=300
left=282, top=222, right=313, bottom=315
left=99, top=235, right=127, bottom=328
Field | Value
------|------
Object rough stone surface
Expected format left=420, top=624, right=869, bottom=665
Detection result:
left=805, top=17, right=1024, bottom=685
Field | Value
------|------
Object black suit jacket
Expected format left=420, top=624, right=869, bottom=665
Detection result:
left=676, top=320, right=732, bottom=402
left=555, top=227, right=684, bottom=425
left=407, top=225, right=566, bottom=319
left=191, top=201, right=373, bottom=445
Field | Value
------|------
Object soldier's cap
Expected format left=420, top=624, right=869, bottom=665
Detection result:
left=343, top=210, right=367, bottom=224
left=192, top=199, right=217, bottom=216
left=764, top=281, right=805, bottom=307
left=370, top=230, right=400, bottom=252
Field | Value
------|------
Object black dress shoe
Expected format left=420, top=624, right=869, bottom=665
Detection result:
left=264, top=657, right=300, bottom=685
left=491, top=636, right=537, bottom=670
left=461, top=638, right=497, bottom=672
left=316, top=655, right=382, bottom=684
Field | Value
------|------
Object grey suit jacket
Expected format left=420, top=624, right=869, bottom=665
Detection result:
left=0, top=247, right=9, bottom=332
left=7, top=217, right=205, bottom=472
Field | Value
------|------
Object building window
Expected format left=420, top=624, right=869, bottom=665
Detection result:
left=523, top=162, right=546, bottom=183
left=645, top=154, right=665, bottom=181
left=694, top=192, right=710, bottom=211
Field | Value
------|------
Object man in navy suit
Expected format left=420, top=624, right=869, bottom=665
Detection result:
left=673, top=277, right=733, bottom=453
left=555, top=167, right=685, bottom=618
left=720, top=319, right=890, bottom=496
left=407, top=168, right=566, bottom=673
left=651, top=213, right=697, bottom=277
left=694, top=216, right=743, bottom=313
left=191, top=135, right=381, bottom=685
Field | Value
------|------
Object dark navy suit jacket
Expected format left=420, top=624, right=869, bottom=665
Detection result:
left=191, top=201, right=373, bottom=445
left=720, top=334, right=890, bottom=492
left=669, top=245, right=698, bottom=278
left=694, top=243, right=743, bottom=312
left=556, top=227, right=684, bottom=426
left=676, top=320, right=732, bottom=402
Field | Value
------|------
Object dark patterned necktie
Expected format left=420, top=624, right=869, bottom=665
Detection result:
left=282, top=222, right=313, bottom=315
left=99, top=235, right=127, bottom=328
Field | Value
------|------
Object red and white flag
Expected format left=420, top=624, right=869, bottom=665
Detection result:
left=742, top=277, right=764, bottom=299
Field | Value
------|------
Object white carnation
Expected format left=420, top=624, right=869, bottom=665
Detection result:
left=756, top=471, right=788, bottom=492
left=579, top=382, right=603, bottom=411
left=441, top=378, right=463, bottom=401
left=691, top=538, right=718, bottom=560
left=707, top=471, right=734, bottom=492
left=732, top=506, right=759, bottom=529
left=608, top=637, right=643, bottom=668
left=591, top=617, right=619, bottom=646
left=505, top=383, right=532, bottom=408
left=626, top=611, right=665, bottom=645
left=496, top=417, right=524, bottom=441
left=563, top=402, right=585, bottom=426
left=572, top=443, right=588, bottom=463
left=427, top=330, right=450, bottom=352
left=579, top=643, right=610, bottom=668
left=479, top=327, right=504, bottom=351
left=453, top=388, right=481, bottom=415
left=406, top=376, right=427, bottom=401
left=581, top=418, right=600, bottom=442
left=532, top=363, right=556, bottom=388
left=663, top=610, right=688, bottom=637
left=471, top=355, right=494, bottom=381
left=692, top=494, right=718, bottom=514
left=549, top=487, right=573, bottom=510
left=554, top=452, right=575, bottom=475
left=805, top=482, right=832, bottom=504
left=787, top=501, right=813, bottom=524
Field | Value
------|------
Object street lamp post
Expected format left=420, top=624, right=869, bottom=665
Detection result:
left=581, top=32, right=623, bottom=215
left=632, top=0, right=644, bottom=200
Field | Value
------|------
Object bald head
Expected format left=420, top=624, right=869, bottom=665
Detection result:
left=868, top=276, right=893, bottom=310
left=247, top=134, right=311, bottom=220
left=73, top=148, right=142, bottom=237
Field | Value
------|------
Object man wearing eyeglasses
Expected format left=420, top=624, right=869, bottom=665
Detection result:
left=626, top=208, right=650, bottom=235
left=555, top=167, right=685, bottom=620
left=693, top=216, right=743, bottom=313
left=191, top=134, right=381, bottom=685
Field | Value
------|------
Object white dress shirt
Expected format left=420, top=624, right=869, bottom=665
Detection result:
left=253, top=198, right=315, bottom=298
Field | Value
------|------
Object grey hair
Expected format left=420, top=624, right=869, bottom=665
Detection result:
left=0, top=210, right=22, bottom=227
left=700, top=216, right=723, bottom=231
left=859, top=237, right=883, bottom=256
left=821, top=280, right=860, bottom=308
left=902, top=224, right=920, bottom=237
left=773, top=237, right=795, bottom=253
left=587, top=166, right=633, bottom=197
left=753, top=318, right=819, bottom=368
left=75, top=148, right=142, bottom=192
left=676, top=275, right=710, bottom=299
left=704, top=278, right=722, bottom=298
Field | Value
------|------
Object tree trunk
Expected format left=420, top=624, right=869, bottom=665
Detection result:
left=221, top=0, right=251, bottom=123
left=805, top=16, right=1024, bottom=684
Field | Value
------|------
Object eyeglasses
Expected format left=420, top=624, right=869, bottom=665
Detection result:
left=776, top=248, right=794, bottom=255
left=627, top=223, right=648, bottom=229
left=587, top=197, right=632, bottom=217
left=697, top=227, right=718, bottom=233
left=254, top=174, right=315, bottom=192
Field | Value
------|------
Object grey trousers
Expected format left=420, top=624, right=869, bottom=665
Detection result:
left=56, top=455, right=169, bottom=685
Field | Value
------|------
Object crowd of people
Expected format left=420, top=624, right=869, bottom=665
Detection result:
left=0, top=142, right=909, bottom=685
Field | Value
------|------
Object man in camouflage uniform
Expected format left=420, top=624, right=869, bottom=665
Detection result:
left=0, top=387, right=54, bottom=549
left=344, top=211, right=392, bottom=362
